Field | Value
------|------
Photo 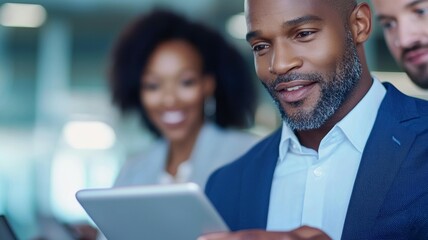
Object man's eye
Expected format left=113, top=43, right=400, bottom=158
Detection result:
left=296, top=31, right=314, bottom=38
left=381, top=21, right=396, bottom=30
left=252, top=44, right=269, bottom=53
left=415, top=7, right=428, bottom=16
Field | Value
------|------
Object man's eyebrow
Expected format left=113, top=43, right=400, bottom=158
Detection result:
left=376, top=0, right=428, bottom=22
left=246, top=30, right=261, bottom=42
left=283, top=15, right=322, bottom=28
left=245, top=15, right=322, bottom=42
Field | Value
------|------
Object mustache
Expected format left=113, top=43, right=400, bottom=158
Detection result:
left=401, top=43, right=428, bottom=59
left=267, top=72, right=323, bottom=89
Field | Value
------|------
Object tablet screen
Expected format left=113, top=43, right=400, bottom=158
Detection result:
left=76, top=183, right=228, bottom=240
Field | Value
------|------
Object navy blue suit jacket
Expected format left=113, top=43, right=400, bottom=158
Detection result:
left=205, top=83, right=428, bottom=239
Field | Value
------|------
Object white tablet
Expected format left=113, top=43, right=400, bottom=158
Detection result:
left=75, top=183, right=228, bottom=240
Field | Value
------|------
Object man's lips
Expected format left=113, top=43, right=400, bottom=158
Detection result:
left=403, top=47, right=428, bottom=66
left=274, top=80, right=316, bottom=103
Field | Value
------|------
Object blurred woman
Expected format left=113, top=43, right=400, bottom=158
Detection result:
left=110, top=9, right=259, bottom=189
left=73, top=9, right=261, bottom=240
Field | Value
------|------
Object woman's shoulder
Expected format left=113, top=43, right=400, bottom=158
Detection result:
left=126, top=139, right=167, bottom=163
left=114, top=139, right=167, bottom=187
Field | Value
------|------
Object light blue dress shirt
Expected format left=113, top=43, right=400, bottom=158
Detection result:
left=267, top=79, right=386, bottom=239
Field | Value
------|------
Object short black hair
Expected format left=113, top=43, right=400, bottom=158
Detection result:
left=109, top=9, right=258, bottom=137
left=329, top=0, right=358, bottom=21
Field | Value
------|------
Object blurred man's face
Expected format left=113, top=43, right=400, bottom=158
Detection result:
left=373, top=0, right=428, bottom=89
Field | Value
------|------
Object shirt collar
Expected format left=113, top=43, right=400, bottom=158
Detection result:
left=278, top=78, right=386, bottom=161
left=337, top=78, right=386, bottom=152
left=279, top=124, right=299, bottom=163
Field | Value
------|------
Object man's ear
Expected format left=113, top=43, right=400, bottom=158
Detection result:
left=203, top=74, right=216, bottom=97
left=350, top=3, right=372, bottom=44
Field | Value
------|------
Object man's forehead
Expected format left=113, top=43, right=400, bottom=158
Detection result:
left=245, top=0, right=339, bottom=14
left=372, top=0, right=424, bottom=12
left=245, top=0, right=334, bottom=21
left=244, top=0, right=353, bottom=27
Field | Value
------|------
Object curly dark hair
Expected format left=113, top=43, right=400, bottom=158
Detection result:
left=109, top=9, right=258, bottom=137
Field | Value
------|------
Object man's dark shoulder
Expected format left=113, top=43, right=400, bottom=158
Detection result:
left=204, top=129, right=281, bottom=230
left=382, top=83, right=428, bottom=130
left=414, top=96, right=428, bottom=116
left=401, top=93, right=428, bottom=132
left=205, top=128, right=281, bottom=192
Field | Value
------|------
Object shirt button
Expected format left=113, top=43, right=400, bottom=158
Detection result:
left=313, top=167, right=323, bottom=177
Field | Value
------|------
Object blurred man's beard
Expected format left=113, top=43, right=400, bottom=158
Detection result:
left=263, top=30, right=362, bottom=131
left=404, top=65, right=428, bottom=89
left=401, top=43, right=428, bottom=89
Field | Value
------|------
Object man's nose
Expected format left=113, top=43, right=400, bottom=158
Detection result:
left=396, top=18, right=423, bottom=49
left=269, top=41, right=302, bottom=75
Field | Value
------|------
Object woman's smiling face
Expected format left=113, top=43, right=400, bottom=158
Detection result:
left=140, top=40, right=215, bottom=142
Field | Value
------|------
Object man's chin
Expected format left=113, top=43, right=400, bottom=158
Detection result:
left=405, top=70, right=428, bottom=89
left=414, top=79, right=428, bottom=89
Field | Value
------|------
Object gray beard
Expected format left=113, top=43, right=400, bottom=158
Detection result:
left=263, top=30, right=362, bottom=131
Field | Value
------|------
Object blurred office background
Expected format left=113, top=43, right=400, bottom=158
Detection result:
left=0, top=0, right=427, bottom=239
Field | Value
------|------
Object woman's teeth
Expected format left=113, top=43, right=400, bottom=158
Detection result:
left=162, top=111, right=185, bottom=124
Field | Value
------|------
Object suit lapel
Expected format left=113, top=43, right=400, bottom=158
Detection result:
left=342, top=84, right=419, bottom=239
left=239, top=129, right=281, bottom=229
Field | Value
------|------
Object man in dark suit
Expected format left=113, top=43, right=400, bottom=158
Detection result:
left=199, top=0, right=428, bottom=239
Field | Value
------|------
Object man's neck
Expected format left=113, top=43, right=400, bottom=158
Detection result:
left=296, top=75, right=374, bottom=151
left=295, top=122, right=335, bottom=151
